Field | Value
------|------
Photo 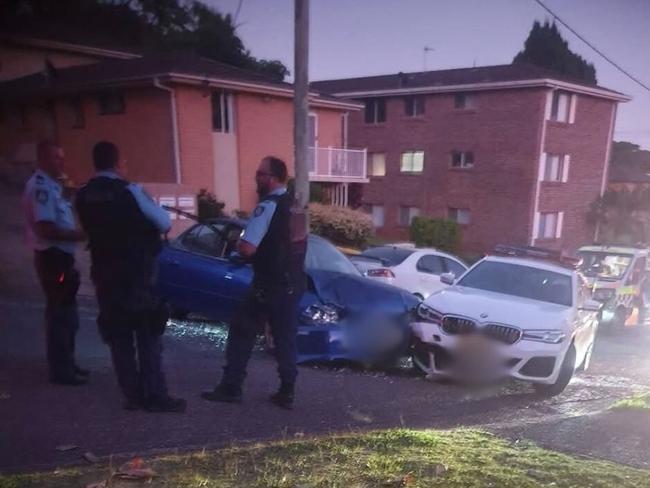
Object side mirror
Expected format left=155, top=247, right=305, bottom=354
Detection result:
left=580, top=299, right=602, bottom=312
left=440, top=272, right=455, bottom=286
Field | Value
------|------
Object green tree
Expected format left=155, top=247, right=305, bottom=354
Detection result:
left=1, top=0, right=289, bottom=81
left=513, top=20, right=597, bottom=84
left=610, top=141, right=650, bottom=167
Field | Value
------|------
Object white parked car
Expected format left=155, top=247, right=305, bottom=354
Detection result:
left=411, top=245, right=600, bottom=396
left=350, top=245, right=468, bottom=300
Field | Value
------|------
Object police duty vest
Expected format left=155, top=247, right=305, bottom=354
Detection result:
left=253, top=192, right=305, bottom=288
left=75, top=176, right=161, bottom=266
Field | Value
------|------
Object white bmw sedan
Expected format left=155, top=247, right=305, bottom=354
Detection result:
left=411, top=246, right=600, bottom=396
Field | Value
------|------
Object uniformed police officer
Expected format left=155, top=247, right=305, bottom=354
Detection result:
left=202, top=156, right=306, bottom=409
left=23, top=141, right=88, bottom=385
left=75, top=141, right=186, bottom=413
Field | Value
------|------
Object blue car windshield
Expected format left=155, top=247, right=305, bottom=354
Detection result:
left=306, top=236, right=361, bottom=276
left=457, top=260, right=573, bottom=306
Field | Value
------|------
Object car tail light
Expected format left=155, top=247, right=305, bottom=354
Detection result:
left=366, top=268, right=395, bottom=278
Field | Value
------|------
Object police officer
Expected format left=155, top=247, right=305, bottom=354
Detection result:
left=202, top=156, right=306, bottom=409
left=23, top=141, right=87, bottom=385
left=75, top=141, right=186, bottom=413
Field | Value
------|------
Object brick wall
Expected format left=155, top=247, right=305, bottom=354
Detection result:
left=56, top=86, right=176, bottom=186
left=175, top=85, right=215, bottom=192
left=352, top=88, right=546, bottom=253
left=235, top=93, right=344, bottom=212
left=537, top=96, right=616, bottom=252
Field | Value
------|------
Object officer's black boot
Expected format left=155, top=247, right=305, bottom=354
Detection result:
left=145, top=395, right=187, bottom=413
left=201, top=383, right=243, bottom=404
left=270, top=383, right=294, bottom=410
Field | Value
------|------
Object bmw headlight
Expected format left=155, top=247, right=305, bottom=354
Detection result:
left=522, top=330, right=566, bottom=344
left=416, top=303, right=443, bottom=324
left=301, top=304, right=340, bottom=325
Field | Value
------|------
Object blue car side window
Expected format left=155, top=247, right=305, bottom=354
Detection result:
left=181, top=224, right=225, bottom=257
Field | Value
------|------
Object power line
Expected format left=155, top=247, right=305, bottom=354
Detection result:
left=533, top=0, right=650, bottom=92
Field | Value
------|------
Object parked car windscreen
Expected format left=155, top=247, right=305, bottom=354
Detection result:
left=360, top=247, right=414, bottom=266
left=578, top=251, right=633, bottom=281
left=306, top=236, right=362, bottom=276
left=457, top=260, right=573, bottom=306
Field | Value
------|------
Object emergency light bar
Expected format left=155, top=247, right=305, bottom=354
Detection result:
left=493, top=245, right=581, bottom=269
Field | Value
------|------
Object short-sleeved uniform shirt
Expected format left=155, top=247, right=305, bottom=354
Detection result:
left=23, top=169, right=77, bottom=255
left=241, top=187, right=287, bottom=247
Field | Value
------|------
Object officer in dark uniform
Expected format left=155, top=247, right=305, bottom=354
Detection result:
left=75, top=141, right=185, bottom=412
left=23, top=141, right=88, bottom=385
left=202, top=156, right=306, bottom=409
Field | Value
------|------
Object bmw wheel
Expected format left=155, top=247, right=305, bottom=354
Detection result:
left=534, top=344, right=576, bottom=397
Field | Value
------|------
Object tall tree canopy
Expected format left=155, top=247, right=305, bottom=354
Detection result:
left=1, top=0, right=289, bottom=81
left=513, top=20, right=597, bottom=85
left=610, top=141, right=650, bottom=167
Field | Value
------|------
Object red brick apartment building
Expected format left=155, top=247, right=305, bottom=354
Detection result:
left=0, top=32, right=365, bottom=224
left=312, top=64, right=630, bottom=253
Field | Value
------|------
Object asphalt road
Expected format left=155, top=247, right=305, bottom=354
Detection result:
left=2, top=293, right=650, bottom=474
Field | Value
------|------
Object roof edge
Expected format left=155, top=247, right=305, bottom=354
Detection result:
left=5, top=34, right=141, bottom=60
left=324, top=79, right=630, bottom=102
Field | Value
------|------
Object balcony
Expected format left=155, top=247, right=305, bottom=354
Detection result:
left=308, top=146, right=369, bottom=183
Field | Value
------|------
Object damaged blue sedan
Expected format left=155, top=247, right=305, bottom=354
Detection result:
left=156, top=218, right=419, bottom=365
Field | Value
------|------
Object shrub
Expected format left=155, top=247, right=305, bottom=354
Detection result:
left=197, top=189, right=225, bottom=219
left=410, top=216, right=461, bottom=253
left=309, top=203, right=374, bottom=248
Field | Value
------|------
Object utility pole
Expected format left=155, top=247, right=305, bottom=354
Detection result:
left=294, top=0, right=310, bottom=210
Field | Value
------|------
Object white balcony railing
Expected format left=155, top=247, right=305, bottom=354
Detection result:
left=308, top=146, right=367, bottom=181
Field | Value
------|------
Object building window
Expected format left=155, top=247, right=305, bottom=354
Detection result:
left=212, top=90, right=234, bottom=133
left=399, top=206, right=420, bottom=226
left=550, top=91, right=571, bottom=123
left=400, top=151, right=424, bottom=173
left=449, top=208, right=471, bottom=225
left=404, top=95, right=425, bottom=117
left=97, top=93, right=125, bottom=115
left=368, top=152, right=386, bottom=177
left=370, top=205, right=385, bottom=228
left=454, top=93, right=474, bottom=109
left=451, top=151, right=474, bottom=169
left=542, top=154, right=570, bottom=182
left=364, top=98, right=386, bottom=124
left=69, top=98, right=84, bottom=128
left=537, top=212, right=564, bottom=239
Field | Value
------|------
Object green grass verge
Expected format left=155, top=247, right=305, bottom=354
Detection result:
left=2, top=428, right=650, bottom=488
left=611, top=392, right=650, bottom=411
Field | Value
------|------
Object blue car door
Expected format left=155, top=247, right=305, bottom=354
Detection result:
left=158, top=223, right=246, bottom=322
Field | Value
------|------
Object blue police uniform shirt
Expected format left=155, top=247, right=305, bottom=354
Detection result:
left=94, top=170, right=172, bottom=233
left=23, top=169, right=77, bottom=255
left=241, top=187, right=287, bottom=247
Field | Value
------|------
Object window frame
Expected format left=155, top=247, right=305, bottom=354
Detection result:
left=364, top=98, right=386, bottom=124
left=448, top=207, right=471, bottom=225
left=404, top=95, right=425, bottom=117
left=450, top=151, right=474, bottom=169
left=398, top=206, right=420, bottom=227
left=370, top=204, right=385, bottom=228
left=368, top=152, right=386, bottom=177
left=550, top=91, right=570, bottom=123
left=97, top=92, right=125, bottom=115
left=212, top=90, right=235, bottom=133
left=454, top=93, right=474, bottom=110
left=400, top=150, right=424, bottom=173
left=69, top=97, right=85, bottom=129
left=537, top=212, right=564, bottom=240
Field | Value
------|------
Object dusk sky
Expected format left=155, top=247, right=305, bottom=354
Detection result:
left=207, top=0, right=650, bottom=150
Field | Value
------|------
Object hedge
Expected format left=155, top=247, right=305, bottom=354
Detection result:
left=309, top=203, right=374, bottom=248
left=410, top=216, right=461, bottom=253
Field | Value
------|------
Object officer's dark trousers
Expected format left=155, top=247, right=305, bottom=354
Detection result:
left=96, top=297, right=169, bottom=403
left=223, top=286, right=300, bottom=389
left=34, top=248, right=80, bottom=380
